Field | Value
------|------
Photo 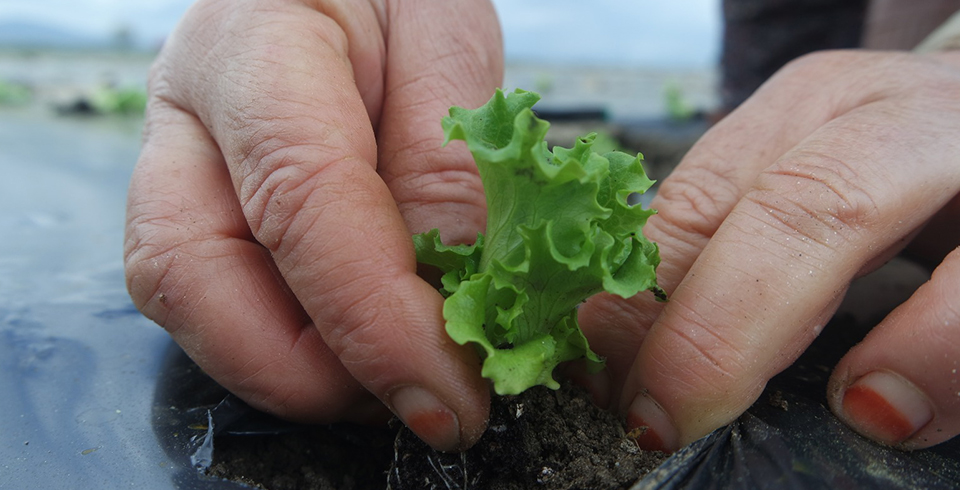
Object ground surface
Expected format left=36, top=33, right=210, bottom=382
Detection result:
left=208, top=382, right=667, bottom=490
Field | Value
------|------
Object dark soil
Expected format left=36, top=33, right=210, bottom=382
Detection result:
left=389, top=381, right=667, bottom=490
left=206, top=381, right=667, bottom=490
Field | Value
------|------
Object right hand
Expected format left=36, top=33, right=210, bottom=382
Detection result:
left=576, top=50, right=960, bottom=452
left=124, top=0, right=503, bottom=451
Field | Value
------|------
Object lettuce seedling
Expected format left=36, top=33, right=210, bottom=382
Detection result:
left=414, top=89, right=665, bottom=395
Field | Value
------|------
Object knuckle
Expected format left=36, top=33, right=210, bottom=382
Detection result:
left=428, top=23, right=500, bottom=79
left=654, top=301, right=765, bottom=403
left=124, top=205, right=221, bottom=335
left=775, top=51, right=960, bottom=115
left=318, top=285, right=404, bottom=374
left=237, top=137, right=352, bottom=254
left=747, top=150, right=880, bottom=246
left=765, top=50, right=862, bottom=98
left=310, top=273, right=429, bottom=383
left=320, top=273, right=386, bottom=337
left=123, top=236, right=179, bottom=329
left=387, top=165, right=486, bottom=227
left=380, top=135, right=486, bottom=238
left=381, top=133, right=480, bottom=190
left=775, top=50, right=897, bottom=90
left=763, top=51, right=950, bottom=117
left=124, top=199, right=179, bottom=315
left=780, top=50, right=860, bottom=78
left=654, top=162, right=743, bottom=245
left=901, top=62, right=960, bottom=115
left=140, top=57, right=193, bottom=142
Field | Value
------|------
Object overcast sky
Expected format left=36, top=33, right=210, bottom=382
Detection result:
left=495, top=0, right=721, bottom=67
left=0, top=0, right=721, bottom=68
left=0, top=0, right=194, bottom=46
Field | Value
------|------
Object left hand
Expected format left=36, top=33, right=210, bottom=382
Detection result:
left=124, top=0, right=503, bottom=451
left=575, top=50, right=960, bottom=452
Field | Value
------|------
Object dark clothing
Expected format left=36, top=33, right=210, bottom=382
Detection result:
left=720, top=0, right=869, bottom=111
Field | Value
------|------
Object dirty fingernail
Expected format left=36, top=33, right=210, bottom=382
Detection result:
left=389, top=386, right=461, bottom=452
left=841, top=370, right=933, bottom=446
left=626, top=391, right=679, bottom=453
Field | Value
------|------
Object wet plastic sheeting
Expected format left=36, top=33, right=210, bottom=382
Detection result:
left=0, top=109, right=246, bottom=489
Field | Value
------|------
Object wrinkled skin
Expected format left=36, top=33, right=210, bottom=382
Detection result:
left=125, top=0, right=960, bottom=452
left=577, top=50, right=960, bottom=451
left=125, top=0, right=502, bottom=452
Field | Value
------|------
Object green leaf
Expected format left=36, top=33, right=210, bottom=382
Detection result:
left=413, top=229, right=483, bottom=296
left=413, top=88, right=665, bottom=395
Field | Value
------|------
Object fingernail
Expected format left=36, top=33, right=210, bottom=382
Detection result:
left=841, top=371, right=933, bottom=445
left=389, top=386, right=461, bottom=452
left=626, top=391, right=679, bottom=453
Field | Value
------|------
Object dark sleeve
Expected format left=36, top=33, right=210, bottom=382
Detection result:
left=720, top=0, right=869, bottom=111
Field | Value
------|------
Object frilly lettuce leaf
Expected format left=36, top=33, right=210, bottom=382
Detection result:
left=414, top=88, right=665, bottom=395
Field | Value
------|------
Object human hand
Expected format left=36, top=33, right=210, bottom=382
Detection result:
left=576, top=50, right=960, bottom=451
left=124, top=0, right=502, bottom=451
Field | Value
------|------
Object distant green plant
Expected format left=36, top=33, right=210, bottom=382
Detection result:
left=534, top=73, right=555, bottom=94
left=91, top=85, right=147, bottom=115
left=588, top=130, right=624, bottom=154
left=0, top=80, right=33, bottom=106
left=663, top=82, right=694, bottom=122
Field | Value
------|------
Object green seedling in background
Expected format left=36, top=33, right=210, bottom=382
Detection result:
left=0, top=79, right=33, bottom=106
left=664, top=82, right=694, bottom=122
left=91, top=85, right=147, bottom=115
